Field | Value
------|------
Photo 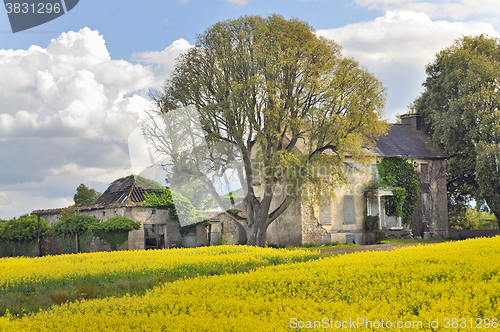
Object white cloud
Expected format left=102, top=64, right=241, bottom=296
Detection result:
left=224, top=0, right=249, bottom=5
left=352, top=0, right=500, bottom=21
left=0, top=28, right=192, bottom=218
left=317, top=10, right=500, bottom=119
left=132, top=38, right=192, bottom=85
left=0, top=28, right=193, bottom=142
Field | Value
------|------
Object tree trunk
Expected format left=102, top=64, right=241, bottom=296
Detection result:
left=492, top=211, right=500, bottom=229
left=245, top=223, right=268, bottom=247
left=241, top=194, right=273, bottom=247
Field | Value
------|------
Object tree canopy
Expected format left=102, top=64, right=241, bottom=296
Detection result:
left=74, top=184, right=101, bottom=207
left=413, top=34, right=500, bottom=227
left=144, top=15, right=388, bottom=246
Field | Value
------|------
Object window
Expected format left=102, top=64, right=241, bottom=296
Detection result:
left=421, top=164, right=429, bottom=183
left=319, top=197, right=332, bottom=225
left=343, top=195, right=356, bottom=225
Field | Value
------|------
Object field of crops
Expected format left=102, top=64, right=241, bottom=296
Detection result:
left=1, top=237, right=500, bottom=331
left=0, top=245, right=321, bottom=292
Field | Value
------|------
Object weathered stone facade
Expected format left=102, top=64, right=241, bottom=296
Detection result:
left=410, top=158, right=448, bottom=238
left=207, top=211, right=246, bottom=245
left=266, top=119, right=449, bottom=246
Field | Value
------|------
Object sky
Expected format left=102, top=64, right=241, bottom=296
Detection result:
left=0, top=0, right=499, bottom=219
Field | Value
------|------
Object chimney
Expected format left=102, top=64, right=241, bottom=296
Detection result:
left=400, top=107, right=422, bottom=130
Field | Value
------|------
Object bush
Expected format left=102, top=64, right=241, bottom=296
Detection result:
left=0, top=215, right=49, bottom=257
left=0, top=214, right=49, bottom=243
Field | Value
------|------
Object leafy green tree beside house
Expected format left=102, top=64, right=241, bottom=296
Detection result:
left=414, top=35, right=500, bottom=227
left=74, top=184, right=101, bottom=207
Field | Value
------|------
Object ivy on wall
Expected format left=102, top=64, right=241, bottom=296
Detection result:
left=376, top=157, right=421, bottom=226
left=143, top=189, right=210, bottom=235
left=91, top=217, right=141, bottom=250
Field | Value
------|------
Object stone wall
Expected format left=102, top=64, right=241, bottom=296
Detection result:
left=266, top=203, right=303, bottom=247
left=301, top=204, right=328, bottom=245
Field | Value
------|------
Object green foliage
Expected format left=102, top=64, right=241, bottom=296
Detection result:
left=49, top=215, right=99, bottom=254
left=91, top=217, right=141, bottom=250
left=127, top=175, right=165, bottom=190
left=450, top=206, right=481, bottom=230
left=74, top=184, right=101, bottom=207
left=385, top=187, right=406, bottom=218
left=218, top=232, right=228, bottom=245
left=373, top=230, right=386, bottom=244
left=450, top=207, right=499, bottom=230
left=413, top=34, right=500, bottom=227
left=376, top=157, right=421, bottom=226
left=143, top=189, right=210, bottom=235
left=91, top=217, right=141, bottom=233
left=58, top=205, right=76, bottom=221
left=0, top=215, right=49, bottom=257
left=49, top=215, right=100, bottom=237
left=0, top=214, right=49, bottom=243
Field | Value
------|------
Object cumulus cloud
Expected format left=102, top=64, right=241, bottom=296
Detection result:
left=131, top=38, right=192, bottom=86
left=0, top=28, right=191, bottom=218
left=317, top=10, right=500, bottom=119
left=0, top=28, right=155, bottom=140
left=352, top=0, right=500, bottom=21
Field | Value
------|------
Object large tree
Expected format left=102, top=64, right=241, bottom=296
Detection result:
left=145, top=15, right=387, bottom=246
left=414, top=34, right=500, bottom=227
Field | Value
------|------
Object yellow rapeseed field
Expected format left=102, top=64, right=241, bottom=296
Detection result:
left=1, top=237, right=500, bottom=331
left=0, top=245, right=320, bottom=292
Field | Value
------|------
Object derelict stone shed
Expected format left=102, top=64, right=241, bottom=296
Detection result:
left=75, top=175, right=208, bottom=250
left=32, top=176, right=208, bottom=253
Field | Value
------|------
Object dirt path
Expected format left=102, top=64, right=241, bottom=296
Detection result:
left=319, top=242, right=436, bottom=255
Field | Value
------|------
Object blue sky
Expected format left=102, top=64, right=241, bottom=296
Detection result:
left=1, top=0, right=500, bottom=219
left=1, top=0, right=377, bottom=60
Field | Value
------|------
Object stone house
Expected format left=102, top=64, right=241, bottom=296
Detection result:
left=266, top=110, right=448, bottom=246
left=33, top=176, right=211, bottom=251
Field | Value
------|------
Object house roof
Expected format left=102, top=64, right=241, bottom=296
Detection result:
left=370, top=124, right=447, bottom=159
left=78, top=175, right=166, bottom=210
